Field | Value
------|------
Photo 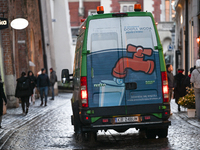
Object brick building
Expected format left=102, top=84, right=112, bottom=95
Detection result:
left=69, top=0, right=143, bottom=47
left=0, top=0, right=44, bottom=107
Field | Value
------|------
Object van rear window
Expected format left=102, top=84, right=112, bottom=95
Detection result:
left=87, top=16, right=157, bottom=52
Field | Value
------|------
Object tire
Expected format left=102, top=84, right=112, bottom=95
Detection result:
left=145, top=129, right=157, bottom=139
left=87, top=132, right=97, bottom=142
left=73, top=101, right=82, bottom=133
left=157, top=128, right=168, bottom=138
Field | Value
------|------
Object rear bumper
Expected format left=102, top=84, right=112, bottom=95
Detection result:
left=82, top=121, right=171, bottom=132
left=79, top=103, right=171, bottom=132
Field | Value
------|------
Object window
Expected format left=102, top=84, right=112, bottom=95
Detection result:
left=129, top=6, right=133, bottom=12
left=120, top=2, right=136, bottom=12
left=165, top=0, right=170, bottom=21
left=123, top=6, right=127, bottom=12
left=165, top=0, right=175, bottom=21
left=88, top=10, right=97, bottom=16
left=71, top=27, right=79, bottom=45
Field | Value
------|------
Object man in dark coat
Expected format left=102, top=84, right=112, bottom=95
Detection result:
left=166, top=64, right=175, bottom=115
left=49, top=68, right=56, bottom=100
left=166, top=64, right=175, bottom=102
left=15, top=72, right=32, bottom=115
left=37, top=68, right=50, bottom=106
left=0, top=76, right=7, bottom=128
left=174, top=69, right=186, bottom=111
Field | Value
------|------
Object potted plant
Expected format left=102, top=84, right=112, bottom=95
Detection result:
left=178, top=86, right=195, bottom=118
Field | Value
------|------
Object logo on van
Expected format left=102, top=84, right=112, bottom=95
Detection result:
left=112, top=44, right=155, bottom=78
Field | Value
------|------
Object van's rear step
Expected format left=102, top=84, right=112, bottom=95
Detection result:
left=82, top=121, right=171, bottom=132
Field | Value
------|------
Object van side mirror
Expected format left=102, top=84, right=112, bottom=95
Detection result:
left=61, top=69, right=69, bottom=83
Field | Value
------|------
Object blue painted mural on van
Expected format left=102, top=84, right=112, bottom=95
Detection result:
left=87, top=47, right=162, bottom=108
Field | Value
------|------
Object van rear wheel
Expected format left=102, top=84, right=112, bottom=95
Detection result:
left=82, top=132, right=97, bottom=142
left=72, top=101, right=82, bottom=133
left=87, top=132, right=97, bottom=142
left=145, top=129, right=157, bottom=139
left=157, top=128, right=168, bottom=138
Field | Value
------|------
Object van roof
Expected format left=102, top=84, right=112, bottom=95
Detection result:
left=87, top=11, right=154, bottom=21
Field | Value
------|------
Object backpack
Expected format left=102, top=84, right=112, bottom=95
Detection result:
left=18, top=79, right=30, bottom=91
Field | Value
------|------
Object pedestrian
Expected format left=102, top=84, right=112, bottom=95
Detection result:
left=0, top=76, right=7, bottom=128
left=15, top=72, right=32, bottom=115
left=28, top=71, right=37, bottom=104
left=37, top=68, right=50, bottom=106
left=49, top=68, right=57, bottom=100
left=166, top=64, right=175, bottom=115
left=166, top=64, right=175, bottom=101
left=174, top=69, right=186, bottom=111
left=191, top=59, right=200, bottom=119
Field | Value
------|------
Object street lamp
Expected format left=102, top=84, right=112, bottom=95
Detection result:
left=10, top=18, right=29, bottom=30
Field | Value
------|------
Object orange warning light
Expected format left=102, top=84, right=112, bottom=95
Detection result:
left=134, top=4, right=141, bottom=11
left=97, top=6, right=104, bottom=14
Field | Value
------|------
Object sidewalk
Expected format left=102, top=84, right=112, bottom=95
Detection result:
left=0, top=93, right=72, bottom=148
left=170, top=98, right=200, bottom=128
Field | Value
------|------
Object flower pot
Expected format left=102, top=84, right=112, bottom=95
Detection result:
left=187, top=109, right=196, bottom=118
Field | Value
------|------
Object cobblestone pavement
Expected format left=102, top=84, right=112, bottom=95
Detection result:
left=1, top=94, right=200, bottom=150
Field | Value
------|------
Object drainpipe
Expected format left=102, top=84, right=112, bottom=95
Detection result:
left=79, top=0, right=84, bottom=16
left=38, top=0, right=48, bottom=70
left=185, top=0, right=188, bottom=76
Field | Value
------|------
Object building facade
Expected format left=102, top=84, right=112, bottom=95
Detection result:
left=0, top=0, right=44, bottom=107
left=43, top=0, right=73, bottom=80
left=175, top=0, right=199, bottom=75
left=69, top=0, right=175, bottom=70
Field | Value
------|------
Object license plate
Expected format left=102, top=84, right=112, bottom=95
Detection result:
left=115, top=116, right=139, bottom=123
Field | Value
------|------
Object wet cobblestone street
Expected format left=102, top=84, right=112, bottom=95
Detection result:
left=1, top=93, right=200, bottom=149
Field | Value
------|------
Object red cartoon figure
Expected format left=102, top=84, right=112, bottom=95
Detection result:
left=112, top=44, right=155, bottom=78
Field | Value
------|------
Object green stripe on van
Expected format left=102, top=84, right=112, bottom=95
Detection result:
left=91, top=117, right=101, bottom=123
left=152, top=113, right=162, bottom=118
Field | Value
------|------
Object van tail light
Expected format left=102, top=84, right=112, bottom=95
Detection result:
left=161, top=72, right=169, bottom=103
left=81, top=76, right=88, bottom=107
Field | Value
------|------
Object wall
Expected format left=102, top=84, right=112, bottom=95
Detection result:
left=54, top=0, right=73, bottom=79
left=101, top=0, right=112, bottom=13
left=144, top=0, right=154, bottom=13
left=0, top=0, right=44, bottom=107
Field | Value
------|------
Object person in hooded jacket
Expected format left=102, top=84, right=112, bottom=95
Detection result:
left=28, top=71, right=37, bottom=104
left=174, top=69, right=186, bottom=111
left=37, top=68, right=50, bottom=106
left=15, top=72, right=32, bottom=115
left=49, top=68, right=57, bottom=100
left=0, top=76, right=7, bottom=128
left=191, top=59, right=200, bottom=119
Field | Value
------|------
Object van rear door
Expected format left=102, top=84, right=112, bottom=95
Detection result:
left=119, top=17, right=163, bottom=112
left=87, top=18, right=126, bottom=110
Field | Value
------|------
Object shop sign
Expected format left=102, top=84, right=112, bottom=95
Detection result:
left=0, top=18, right=8, bottom=30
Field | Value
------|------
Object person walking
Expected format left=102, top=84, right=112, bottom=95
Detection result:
left=174, top=69, right=186, bottom=111
left=49, top=68, right=57, bottom=100
left=0, top=76, right=7, bottom=128
left=37, top=68, right=50, bottom=106
left=15, top=72, right=32, bottom=115
left=191, top=59, right=200, bottom=119
left=28, top=71, right=37, bottom=104
left=166, top=64, right=175, bottom=115
left=166, top=64, right=175, bottom=102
